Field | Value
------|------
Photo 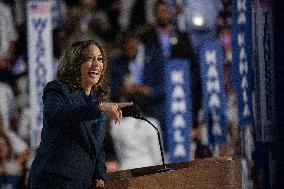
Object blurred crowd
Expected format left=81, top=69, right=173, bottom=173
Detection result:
left=0, top=0, right=242, bottom=188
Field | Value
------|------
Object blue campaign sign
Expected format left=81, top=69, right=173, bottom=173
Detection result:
left=165, top=59, right=192, bottom=163
left=231, top=0, right=254, bottom=127
left=199, top=40, right=227, bottom=144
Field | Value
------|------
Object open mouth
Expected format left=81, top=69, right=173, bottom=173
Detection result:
left=88, top=70, right=100, bottom=78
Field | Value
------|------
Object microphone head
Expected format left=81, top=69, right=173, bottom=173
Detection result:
left=121, top=104, right=143, bottom=119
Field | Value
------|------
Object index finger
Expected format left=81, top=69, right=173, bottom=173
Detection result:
left=117, top=102, right=133, bottom=108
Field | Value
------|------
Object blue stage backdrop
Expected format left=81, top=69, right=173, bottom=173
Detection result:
left=232, top=0, right=254, bottom=127
left=165, top=59, right=192, bottom=163
left=199, top=40, right=227, bottom=145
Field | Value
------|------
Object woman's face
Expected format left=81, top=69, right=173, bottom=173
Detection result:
left=80, top=44, right=104, bottom=88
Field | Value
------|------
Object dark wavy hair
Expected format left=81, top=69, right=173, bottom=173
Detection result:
left=56, top=40, right=108, bottom=100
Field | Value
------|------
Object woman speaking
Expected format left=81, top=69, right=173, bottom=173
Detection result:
left=27, top=40, right=132, bottom=189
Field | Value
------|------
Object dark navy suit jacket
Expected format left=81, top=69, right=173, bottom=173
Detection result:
left=27, top=80, right=107, bottom=189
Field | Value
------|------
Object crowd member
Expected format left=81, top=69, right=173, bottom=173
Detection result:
left=142, top=1, right=196, bottom=60
left=0, top=134, right=22, bottom=189
left=111, top=32, right=165, bottom=132
left=27, top=40, right=133, bottom=189
left=110, top=32, right=166, bottom=169
left=0, top=81, right=28, bottom=156
left=0, top=1, right=18, bottom=63
left=0, top=116, right=26, bottom=189
left=96, top=0, right=122, bottom=40
left=0, top=1, right=18, bottom=87
left=217, top=0, right=232, bottom=29
left=110, top=32, right=164, bottom=170
left=219, top=59, right=240, bottom=157
left=118, top=0, right=157, bottom=33
left=64, top=0, right=124, bottom=68
left=142, top=1, right=201, bottom=129
left=64, top=0, right=109, bottom=47
left=0, top=81, right=18, bottom=132
left=190, top=109, right=212, bottom=160
left=218, top=26, right=232, bottom=63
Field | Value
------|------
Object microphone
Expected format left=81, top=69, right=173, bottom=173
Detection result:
left=121, top=105, right=143, bottom=119
left=121, top=105, right=171, bottom=172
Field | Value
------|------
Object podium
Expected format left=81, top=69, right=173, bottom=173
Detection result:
left=106, top=156, right=242, bottom=189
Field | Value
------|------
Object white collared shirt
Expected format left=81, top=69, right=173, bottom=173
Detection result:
left=110, top=117, right=163, bottom=170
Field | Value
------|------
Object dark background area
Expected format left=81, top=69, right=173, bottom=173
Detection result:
left=273, top=0, right=284, bottom=188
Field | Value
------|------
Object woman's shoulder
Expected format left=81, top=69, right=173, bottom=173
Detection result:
left=44, top=80, right=62, bottom=90
left=43, top=80, right=70, bottom=96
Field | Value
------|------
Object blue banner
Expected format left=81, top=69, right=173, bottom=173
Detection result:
left=165, top=59, right=191, bottom=163
left=232, top=0, right=254, bottom=127
left=199, top=40, right=227, bottom=144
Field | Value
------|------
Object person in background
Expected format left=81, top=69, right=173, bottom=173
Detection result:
left=142, top=1, right=197, bottom=60
left=191, top=109, right=212, bottom=160
left=96, top=0, right=122, bottom=41
left=142, top=0, right=201, bottom=130
left=110, top=32, right=165, bottom=170
left=0, top=1, right=18, bottom=87
left=218, top=26, right=232, bottom=63
left=27, top=40, right=133, bottom=189
left=0, top=81, right=29, bottom=158
left=0, top=116, right=25, bottom=189
left=118, top=0, right=157, bottom=33
left=64, top=0, right=109, bottom=47
left=111, top=32, right=165, bottom=131
left=0, top=134, right=22, bottom=189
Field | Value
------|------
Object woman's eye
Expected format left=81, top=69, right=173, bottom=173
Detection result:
left=97, top=58, right=103, bottom=62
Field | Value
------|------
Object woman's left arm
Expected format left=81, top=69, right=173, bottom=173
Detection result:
left=94, top=118, right=107, bottom=182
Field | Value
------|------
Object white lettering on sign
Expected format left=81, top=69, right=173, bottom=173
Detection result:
left=205, top=50, right=222, bottom=136
left=171, top=71, right=184, bottom=84
left=237, top=0, right=247, bottom=24
left=173, top=114, right=186, bottom=129
left=171, top=100, right=186, bottom=113
left=238, top=32, right=251, bottom=117
left=205, top=51, right=216, bottom=64
left=173, top=144, right=186, bottom=157
left=170, top=70, right=188, bottom=158
left=174, top=130, right=185, bottom=143
left=172, top=85, right=185, bottom=98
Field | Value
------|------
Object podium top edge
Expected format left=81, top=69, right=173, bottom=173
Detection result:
left=107, top=156, right=240, bottom=182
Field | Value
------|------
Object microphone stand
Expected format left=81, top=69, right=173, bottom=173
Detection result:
left=137, top=114, right=172, bottom=172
